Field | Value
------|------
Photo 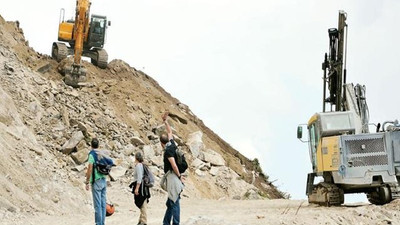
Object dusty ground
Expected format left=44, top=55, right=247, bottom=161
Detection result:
left=2, top=183, right=400, bottom=225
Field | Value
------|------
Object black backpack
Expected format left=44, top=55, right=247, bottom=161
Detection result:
left=175, top=148, right=188, bottom=173
left=166, top=140, right=188, bottom=173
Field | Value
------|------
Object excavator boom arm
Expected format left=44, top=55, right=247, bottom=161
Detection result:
left=73, top=0, right=91, bottom=65
left=323, top=11, right=347, bottom=112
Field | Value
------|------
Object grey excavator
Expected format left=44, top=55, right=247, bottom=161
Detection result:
left=298, top=11, right=400, bottom=206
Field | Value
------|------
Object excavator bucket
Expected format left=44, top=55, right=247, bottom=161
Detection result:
left=64, top=64, right=87, bottom=88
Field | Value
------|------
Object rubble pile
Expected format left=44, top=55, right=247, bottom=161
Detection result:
left=0, top=15, right=283, bottom=218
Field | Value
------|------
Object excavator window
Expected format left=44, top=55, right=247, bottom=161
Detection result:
left=91, top=17, right=106, bottom=35
left=93, top=21, right=101, bottom=34
left=308, top=123, right=318, bottom=169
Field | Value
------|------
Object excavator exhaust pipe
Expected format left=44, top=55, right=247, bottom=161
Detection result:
left=64, top=64, right=87, bottom=88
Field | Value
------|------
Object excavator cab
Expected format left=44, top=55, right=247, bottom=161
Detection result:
left=87, top=15, right=108, bottom=49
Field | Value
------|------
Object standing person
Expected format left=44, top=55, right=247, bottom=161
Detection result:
left=161, top=112, right=184, bottom=225
left=85, top=138, right=107, bottom=225
left=131, top=151, right=150, bottom=225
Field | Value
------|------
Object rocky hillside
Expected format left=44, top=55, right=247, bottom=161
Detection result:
left=0, top=15, right=283, bottom=220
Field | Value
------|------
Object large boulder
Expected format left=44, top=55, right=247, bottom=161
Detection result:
left=71, top=148, right=89, bottom=165
left=123, top=144, right=135, bottom=156
left=209, top=166, right=220, bottom=176
left=153, top=144, right=163, bottom=156
left=146, top=131, right=158, bottom=141
left=0, top=86, right=33, bottom=140
left=77, top=121, right=91, bottom=138
left=150, top=155, right=163, bottom=167
left=168, top=112, right=188, bottom=124
left=191, top=158, right=205, bottom=169
left=142, top=145, right=155, bottom=160
left=199, top=162, right=211, bottom=171
left=173, top=135, right=184, bottom=146
left=152, top=123, right=178, bottom=137
left=131, top=136, right=145, bottom=146
left=148, top=165, right=162, bottom=177
left=199, top=149, right=225, bottom=166
left=195, top=169, right=206, bottom=177
left=61, top=131, right=84, bottom=154
left=109, top=166, right=127, bottom=179
left=152, top=124, right=166, bottom=136
left=186, top=131, right=204, bottom=158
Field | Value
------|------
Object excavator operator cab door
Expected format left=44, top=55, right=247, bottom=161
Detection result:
left=297, top=118, right=320, bottom=173
left=308, top=122, right=320, bottom=172
left=88, top=15, right=107, bottom=48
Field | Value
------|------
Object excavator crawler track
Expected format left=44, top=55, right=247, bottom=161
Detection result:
left=52, top=42, right=68, bottom=62
left=367, top=186, right=392, bottom=205
left=390, top=183, right=400, bottom=200
left=97, top=49, right=108, bottom=69
left=91, top=48, right=108, bottom=69
left=308, top=182, right=344, bottom=206
left=367, top=185, right=394, bottom=205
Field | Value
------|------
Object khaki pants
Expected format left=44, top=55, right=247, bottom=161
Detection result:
left=139, top=200, right=147, bottom=224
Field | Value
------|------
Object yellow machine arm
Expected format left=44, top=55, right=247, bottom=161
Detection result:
left=73, top=0, right=91, bottom=66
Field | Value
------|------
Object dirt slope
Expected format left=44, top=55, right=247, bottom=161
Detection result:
left=2, top=13, right=400, bottom=225
left=0, top=14, right=284, bottom=220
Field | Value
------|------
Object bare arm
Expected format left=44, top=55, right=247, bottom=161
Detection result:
left=135, top=182, right=141, bottom=195
left=162, top=112, right=173, bottom=140
left=85, top=164, right=93, bottom=191
left=168, top=157, right=181, bottom=179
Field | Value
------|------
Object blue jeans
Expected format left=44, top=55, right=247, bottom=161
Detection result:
left=163, top=197, right=180, bottom=225
left=92, top=178, right=107, bottom=225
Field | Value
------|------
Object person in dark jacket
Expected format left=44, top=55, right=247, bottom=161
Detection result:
left=160, top=112, right=184, bottom=225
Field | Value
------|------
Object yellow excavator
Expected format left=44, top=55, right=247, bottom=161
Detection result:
left=52, top=0, right=110, bottom=87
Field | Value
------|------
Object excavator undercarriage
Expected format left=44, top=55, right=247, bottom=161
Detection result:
left=52, top=42, right=108, bottom=87
left=306, top=173, right=344, bottom=206
left=308, top=182, right=400, bottom=206
left=306, top=172, right=400, bottom=206
left=308, top=182, right=344, bottom=206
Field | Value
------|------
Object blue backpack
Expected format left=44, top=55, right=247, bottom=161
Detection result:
left=90, top=150, right=115, bottom=176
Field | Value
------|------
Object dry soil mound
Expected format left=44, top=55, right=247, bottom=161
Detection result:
left=0, top=14, right=283, bottom=222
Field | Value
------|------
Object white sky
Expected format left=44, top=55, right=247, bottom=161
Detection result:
left=2, top=0, right=400, bottom=203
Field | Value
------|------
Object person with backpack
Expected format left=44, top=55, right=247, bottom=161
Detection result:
left=85, top=138, right=113, bottom=225
left=130, top=151, right=151, bottom=225
left=160, top=112, right=184, bottom=225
